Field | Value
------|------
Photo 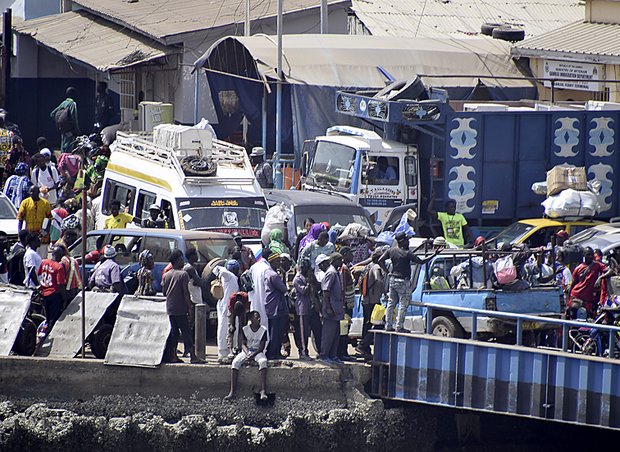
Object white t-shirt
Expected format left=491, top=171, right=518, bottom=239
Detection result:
left=23, top=247, right=42, bottom=287
left=32, top=165, right=60, bottom=205
left=242, top=324, right=269, bottom=352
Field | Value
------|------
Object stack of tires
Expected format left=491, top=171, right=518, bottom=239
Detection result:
left=481, top=22, right=525, bottom=42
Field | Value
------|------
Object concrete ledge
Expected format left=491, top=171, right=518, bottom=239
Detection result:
left=0, top=356, right=347, bottom=401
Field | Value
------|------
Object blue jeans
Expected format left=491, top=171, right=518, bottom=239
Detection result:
left=320, top=318, right=340, bottom=359
left=386, top=277, right=411, bottom=330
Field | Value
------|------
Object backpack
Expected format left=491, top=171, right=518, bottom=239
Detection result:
left=55, top=107, right=74, bottom=134
left=239, top=269, right=254, bottom=293
left=494, top=255, right=517, bottom=285
left=7, top=245, right=25, bottom=285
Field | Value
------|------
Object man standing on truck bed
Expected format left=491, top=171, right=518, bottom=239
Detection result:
left=379, top=232, right=442, bottom=332
left=250, top=146, right=273, bottom=189
left=50, top=87, right=80, bottom=154
left=427, top=191, right=473, bottom=248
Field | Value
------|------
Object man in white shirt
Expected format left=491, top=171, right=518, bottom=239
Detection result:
left=31, top=151, right=60, bottom=206
left=213, top=260, right=240, bottom=364
left=23, top=235, right=42, bottom=288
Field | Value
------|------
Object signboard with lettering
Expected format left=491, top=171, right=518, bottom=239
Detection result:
left=542, top=60, right=604, bottom=92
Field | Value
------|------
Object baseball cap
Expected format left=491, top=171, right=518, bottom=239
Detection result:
left=40, top=148, right=52, bottom=157
left=329, top=252, right=343, bottom=262
left=474, top=236, right=486, bottom=247
left=433, top=236, right=447, bottom=247
left=149, top=204, right=160, bottom=211
left=250, top=146, right=264, bottom=157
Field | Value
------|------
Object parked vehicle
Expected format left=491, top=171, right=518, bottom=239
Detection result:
left=350, top=249, right=563, bottom=342
left=488, top=218, right=602, bottom=248
left=101, top=127, right=267, bottom=249
left=567, top=219, right=620, bottom=256
left=302, top=87, right=620, bottom=232
left=263, top=188, right=375, bottom=243
left=0, top=192, right=19, bottom=243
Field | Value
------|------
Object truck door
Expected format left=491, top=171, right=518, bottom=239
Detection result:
left=359, top=154, right=403, bottom=227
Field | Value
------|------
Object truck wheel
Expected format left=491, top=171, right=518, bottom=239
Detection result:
left=90, top=323, right=114, bottom=359
left=181, top=156, right=217, bottom=177
left=431, top=316, right=463, bottom=338
left=13, top=318, right=37, bottom=356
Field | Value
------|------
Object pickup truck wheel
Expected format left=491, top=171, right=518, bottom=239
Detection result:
left=432, top=316, right=463, bottom=338
left=13, top=318, right=37, bottom=356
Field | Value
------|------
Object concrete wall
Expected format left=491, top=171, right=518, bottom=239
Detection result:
left=0, top=356, right=353, bottom=401
left=9, top=0, right=60, bottom=20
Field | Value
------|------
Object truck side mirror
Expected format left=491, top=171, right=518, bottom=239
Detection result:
left=301, top=152, right=308, bottom=177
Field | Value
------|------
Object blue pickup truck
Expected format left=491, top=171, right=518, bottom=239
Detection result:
left=351, top=249, right=563, bottom=341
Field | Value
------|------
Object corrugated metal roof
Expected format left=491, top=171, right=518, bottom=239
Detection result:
left=512, top=21, right=620, bottom=63
left=13, top=10, right=176, bottom=72
left=72, top=0, right=350, bottom=42
left=351, top=0, right=584, bottom=38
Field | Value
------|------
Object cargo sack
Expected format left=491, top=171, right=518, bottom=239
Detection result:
left=541, top=188, right=599, bottom=219
left=55, top=107, right=74, bottom=134
left=493, top=255, right=517, bottom=285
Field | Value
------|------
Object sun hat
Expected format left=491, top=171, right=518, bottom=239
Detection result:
left=103, top=245, right=117, bottom=259
left=315, top=253, right=330, bottom=266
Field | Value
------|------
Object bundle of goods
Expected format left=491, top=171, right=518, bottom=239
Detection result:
left=539, top=165, right=601, bottom=219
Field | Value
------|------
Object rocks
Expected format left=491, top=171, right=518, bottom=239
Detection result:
left=0, top=395, right=427, bottom=451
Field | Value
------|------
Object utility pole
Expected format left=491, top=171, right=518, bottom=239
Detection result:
left=320, top=0, right=328, bottom=33
left=245, top=0, right=251, bottom=36
left=274, top=0, right=283, bottom=188
left=2, top=9, right=12, bottom=109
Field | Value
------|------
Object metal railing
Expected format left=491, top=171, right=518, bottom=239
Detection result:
left=414, top=301, right=620, bottom=357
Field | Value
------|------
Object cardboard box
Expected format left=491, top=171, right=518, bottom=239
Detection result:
left=546, top=165, right=587, bottom=197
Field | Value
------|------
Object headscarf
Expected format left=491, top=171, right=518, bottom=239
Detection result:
left=298, top=223, right=325, bottom=253
left=269, top=228, right=290, bottom=255
left=138, top=249, right=153, bottom=267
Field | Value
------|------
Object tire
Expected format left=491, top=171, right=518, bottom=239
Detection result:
left=13, top=318, right=37, bottom=356
left=90, top=323, right=114, bottom=359
left=570, top=331, right=599, bottom=355
left=481, top=22, right=503, bottom=36
left=29, top=313, right=47, bottom=328
left=492, top=26, right=525, bottom=42
left=181, top=156, right=217, bottom=177
left=431, top=315, right=464, bottom=338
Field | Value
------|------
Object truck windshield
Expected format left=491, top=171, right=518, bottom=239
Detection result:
left=293, top=207, right=375, bottom=236
left=179, top=207, right=265, bottom=239
left=307, top=141, right=356, bottom=193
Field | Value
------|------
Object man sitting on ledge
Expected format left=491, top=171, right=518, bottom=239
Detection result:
left=224, top=310, right=269, bottom=401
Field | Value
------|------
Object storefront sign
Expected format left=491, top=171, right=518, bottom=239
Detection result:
left=543, top=60, right=604, bottom=92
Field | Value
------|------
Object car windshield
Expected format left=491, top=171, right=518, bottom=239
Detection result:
left=186, top=238, right=235, bottom=263
left=570, top=226, right=610, bottom=244
left=294, top=207, right=375, bottom=236
left=179, top=207, right=265, bottom=239
left=306, top=141, right=356, bottom=193
left=0, top=196, right=16, bottom=218
left=491, top=222, right=534, bottom=244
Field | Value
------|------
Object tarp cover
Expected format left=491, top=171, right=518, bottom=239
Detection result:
left=195, top=34, right=535, bottom=158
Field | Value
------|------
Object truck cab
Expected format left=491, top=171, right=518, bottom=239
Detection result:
left=302, top=126, right=419, bottom=229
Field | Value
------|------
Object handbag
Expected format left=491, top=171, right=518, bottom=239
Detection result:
left=370, top=303, right=386, bottom=325
left=210, top=278, right=224, bottom=300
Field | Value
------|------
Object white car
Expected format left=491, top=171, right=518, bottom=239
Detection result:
left=0, top=193, right=18, bottom=243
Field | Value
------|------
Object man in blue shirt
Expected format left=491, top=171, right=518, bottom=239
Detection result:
left=319, top=252, right=345, bottom=364
left=374, top=156, right=397, bottom=182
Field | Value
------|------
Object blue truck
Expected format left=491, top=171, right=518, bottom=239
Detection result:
left=350, top=249, right=563, bottom=341
left=302, top=84, right=620, bottom=233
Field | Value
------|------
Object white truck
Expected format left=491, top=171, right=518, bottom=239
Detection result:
left=100, top=125, right=267, bottom=247
left=302, top=126, right=420, bottom=230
